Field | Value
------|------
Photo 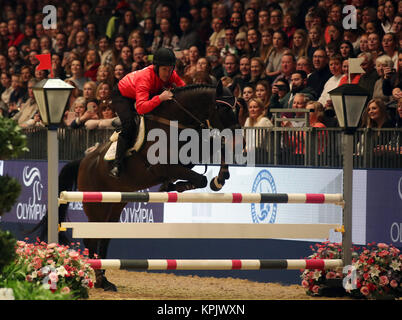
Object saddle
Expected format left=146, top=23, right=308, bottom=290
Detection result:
left=104, top=115, right=145, bottom=161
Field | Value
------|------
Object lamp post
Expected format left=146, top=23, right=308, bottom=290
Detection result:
left=329, top=84, right=369, bottom=266
left=32, top=79, right=74, bottom=244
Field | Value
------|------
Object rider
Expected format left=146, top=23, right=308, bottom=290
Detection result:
left=109, top=47, right=186, bottom=178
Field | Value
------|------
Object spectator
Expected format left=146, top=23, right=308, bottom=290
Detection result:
left=339, top=40, right=356, bottom=59
left=383, top=50, right=402, bottom=100
left=64, top=79, right=82, bottom=111
left=394, top=98, right=402, bottom=128
left=178, top=13, right=199, bottom=51
left=209, top=17, right=225, bottom=49
left=243, top=8, right=258, bottom=31
left=111, top=34, right=126, bottom=66
left=282, top=11, right=297, bottom=45
left=206, top=45, right=224, bottom=81
left=0, top=54, right=9, bottom=74
left=151, top=18, right=179, bottom=52
left=132, top=46, right=148, bottom=71
left=96, top=64, right=114, bottom=86
left=118, top=45, right=133, bottom=71
left=85, top=100, right=118, bottom=130
left=367, top=32, right=384, bottom=59
left=51, top=53, right=66, bottom=79
left=7, top=45, right=24, bottom=74
left=232, top=55, right=251, bottom=91
left=306, top=101, right=326, bottom=128
left=246, top=27, right=261, bottom=58
left=7, top=18, right=25, bottom=47
left=223, top=53, right=239, bottom=79
left=382, top=32, right=398, bottom=68
left=307, top=25, right=325, bottom=59
left=234, top=32, right=250, bottom=58
left=265, top=30, right=289, bottom=79
left=220, top=27, right=237, bottom=58
left=69, top=97, right=98, bottom=128
left=269, top=9, right=283, bottom=32
left=307, top=49, right=332, bottom=97
left=142, top=17, right=155, bottom=52
left=291, top=29, right=309, bottom=60
left=281, top=93, right=310, bottom=128
left=361, top=98, right=394, bottom=128
left=0, top=72, right=12, bottom=116
left=98, top=36, right=113, bottom=66
left=83, top=81, right=97, bottom=101
left=382, top=0, right=397, bottom=33
left=318, top=54, right=343, bottom=107
left=255, top=80, right=271, bottom=115
left=71, top=30, right=89, bottom=62
left=271, top=78, right=290, bottom=102
left=270, top=70, right=316, bottom=111
left=117, top=9, right=139, bottom=40
left=245, top=96, right=274, bottom=130
left=12, top=79, right=39, bottom=128
left=230, top=10, right=245, bottom=34
left=8, top=74, right=24, bottom=109
left=343, top=28, right=361, bottom=53
left=127, top=30, right=145, bottom=52
left=86, top=22, right=98, bottom=49
left=66, top=59, right=90, bottom=90
left=358, top=52, right=380, bottom=99
left=83, top=49, right=101, bottom=81
left=391, top=14, right=402, bottom=33
left=242, top=85, right=255, bottom=103
left=96, top=81, right=112, bottom=103
left=296, top=56, right=314, bottom=77
left=249, top=57, right=268, bottom=87
left=357, top=33, right=370, bottom=55
left=272, top=52, right=297, bottom=84
left=195, top=57, right=217, bottom=85
left=257, top=8, right=269, bottom=33
left=193, top=70, right=213, bottom=85
left=260, top=28, right=274, bottom=64
left=184, top=45, right=200, bottom=79
left=373, top=54, right=394, bottom=103
left=338, top=58, right=362, bottom=86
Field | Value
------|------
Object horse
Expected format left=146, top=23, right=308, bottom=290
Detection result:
left=35, top=82, right=241, bottom=291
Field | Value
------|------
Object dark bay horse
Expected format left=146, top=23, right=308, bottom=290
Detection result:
left=37, top=83, right=240, bottom=291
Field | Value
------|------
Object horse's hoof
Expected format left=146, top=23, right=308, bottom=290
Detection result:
left=103, top=281, right=117, bottom=292
left=159, top=181, right=175, bottom=192
left=210, top=176, right=223, bottom=191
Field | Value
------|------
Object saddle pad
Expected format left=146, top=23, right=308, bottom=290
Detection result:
left=104, top=116, right=145, bottom=161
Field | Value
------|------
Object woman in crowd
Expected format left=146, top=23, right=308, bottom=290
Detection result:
left=291, top=29, right=309, bottom=60
left=250, top=57, right=269, bottom=87
left=255, top=80, right=271, bottom=115
left=246, top=27, right=261, bottom=58
left=82, top=81, right=97, bottom=101
left=234, top=32, right=250, bottom=58
left=265, top=30, right=289, bottom=79
left=96, top=64, right=114, bottom=86
left=195, top=57, right=217, bottom=85
left=96, top=81, right=112, bottom=103
left=66, top=59, right=90, bottom=90
left=151, top=18, right=179, bottom=52
left=0, top=72, right=12, bottom=115
left=361, top=98, right=394, bottom=128
left=83, top=49, right=101, bottom=81
left=243, top=8, right=258, bottom=31
left=85, top=100, right=118, bottom=130
left=127, top=29, right=145, bottom=52
left=373, top=54, right=394, bottom=103
left=367, top=32, right=384, bottom=59
left=69, top=97, right=99, bottom=129
left=259, top=28, right=273, bottom=64
left=339, top=40, right=356, bottom=59
left=111, top=34, right=126, bottom=66
left=381, top=32, right=398, bottom=68
left=307, top=25, right=325, bottom=59
left=242, top=85, right=255, bottom=103
left=118, top=45, right=134, bottom=71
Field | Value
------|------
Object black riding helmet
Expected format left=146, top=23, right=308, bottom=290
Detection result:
left=153, top=47, right=176, bottom=67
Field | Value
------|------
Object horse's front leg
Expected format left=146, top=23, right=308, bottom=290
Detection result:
left=210, top=163, right=230, bottom=191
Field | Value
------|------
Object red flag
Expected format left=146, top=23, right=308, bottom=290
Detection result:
left=35, top=53, right=53, bottom=77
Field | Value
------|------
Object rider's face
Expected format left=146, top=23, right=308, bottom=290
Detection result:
left=158, top=66, right=173, bottom=82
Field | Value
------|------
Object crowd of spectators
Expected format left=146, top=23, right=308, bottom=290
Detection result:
left=0, top=0, right=401, bottom=135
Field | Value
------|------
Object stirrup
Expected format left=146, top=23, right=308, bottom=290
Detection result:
left=109, top=166, right=120, bottom=178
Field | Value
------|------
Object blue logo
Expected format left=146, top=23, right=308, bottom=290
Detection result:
left=251, top=169, right=277, bottom=223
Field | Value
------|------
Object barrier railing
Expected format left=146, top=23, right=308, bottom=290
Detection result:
left=19, top=127, right=401, bottom=168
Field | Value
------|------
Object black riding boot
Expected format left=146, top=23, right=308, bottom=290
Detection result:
left=109, top=135, right=130, bottom=178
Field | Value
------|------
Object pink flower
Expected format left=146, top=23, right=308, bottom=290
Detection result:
left=17, top=241, right=26, bottom=247
left=301, top=280, right=310, bottom=288
left=78, top=270, right=85, bottom=277
left=312, top=285, right=320, bottom=294
left=360, top=286, right=370, bottom=296
left=377, top=243, right=389, bottom=249
left=69, top=251, right=79, bottom=260
left=47, top=243, right=57, bottom=249
left=61, top=286, right=70, bottom=294
left=390, top=280, right=398, bottom=288
left=379, top=276, right=389, bottom=286
left=49, top=272, right=58, bottom=283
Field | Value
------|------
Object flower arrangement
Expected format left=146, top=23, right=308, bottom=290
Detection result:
left=350, top=242, right=401, bottom=299
left=300, top=241, right=402, bottom=300
left=1, top=238, right=95, bottom=299
left=301, top=241, right=345, bottom=296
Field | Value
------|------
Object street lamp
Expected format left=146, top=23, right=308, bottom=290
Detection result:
left=32, top=78, right=74, bottom=244
left=329, top=84, right=369, bottom=266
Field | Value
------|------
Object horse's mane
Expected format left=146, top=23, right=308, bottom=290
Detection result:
left=173, top=84, right=216, bottom=95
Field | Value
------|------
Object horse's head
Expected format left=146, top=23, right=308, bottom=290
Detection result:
left=212, top=80, right=241, bottom=131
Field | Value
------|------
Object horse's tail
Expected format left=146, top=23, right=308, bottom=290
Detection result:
left=29, top=159, right=81, bottom=244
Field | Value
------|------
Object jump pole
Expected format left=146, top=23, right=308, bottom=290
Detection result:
left=59, top=191, right=344, bottom=205
left=87, top=258, right=344, bottom=270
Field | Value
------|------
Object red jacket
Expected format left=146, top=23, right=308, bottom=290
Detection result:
left=118, top=65, right=185, bottom=114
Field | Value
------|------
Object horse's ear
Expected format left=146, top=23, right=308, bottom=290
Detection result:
left=216, top=79, right=223, bottom=96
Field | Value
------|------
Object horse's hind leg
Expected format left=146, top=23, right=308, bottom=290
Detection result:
left=210, top=163, right=230, bottom=191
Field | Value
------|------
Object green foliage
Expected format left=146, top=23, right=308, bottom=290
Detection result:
left=0, top=117, right=29, bottom=160
left=0, top=175, right=21, bottom=216
left=0, top=230, right=16, bottom=273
